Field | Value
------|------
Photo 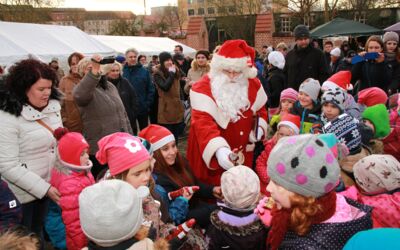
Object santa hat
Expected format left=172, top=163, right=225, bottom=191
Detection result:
left=54, top=127, right=92, bottom=170
left=138, top=124, right=175, bottom=151
left=267, top=51, right=285, bottom=70
left=330, top=47, right=341, bottom=57
left=358, top=87, right=388, bottom=107
left=210, top=39, right=258, bottom=79
left=278, top=114, right=301, bottom=135
left=280, top=88, right=298, bottom=102
left=96, top=132, right=150, bottom=176
left=322, top=71, right=353, bottom=91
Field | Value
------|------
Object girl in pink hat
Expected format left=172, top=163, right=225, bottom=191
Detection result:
left=269, top=88, right=298, bottom=133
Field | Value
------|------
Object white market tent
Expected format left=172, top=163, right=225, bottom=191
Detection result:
left=0, top=21, right=115, bottom=70
left=92, top=35, right=197, bottom=58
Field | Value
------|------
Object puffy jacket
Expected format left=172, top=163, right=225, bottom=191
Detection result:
left=291, top=101, right=321, bottom=134
left=59, top=73, right=83, bottom=132
left=50, top=167, right=95, bottom=250
left=0, top=99, right=61, bottom=204
left=266, top=67, right=286, bottom=108
left=123, top=64, right=155, bottom=115
left=44, top=200, right=67, bottom=250
left=383, top=110, right=400, bottom=161
left=255, top=138, right=276, bottom=195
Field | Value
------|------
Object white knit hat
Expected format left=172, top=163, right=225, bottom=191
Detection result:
left=79, top=180, right=149, bottom=247
left=268, top=51, right=285, bottom=70
left=330, top=47, right=341, bottom=57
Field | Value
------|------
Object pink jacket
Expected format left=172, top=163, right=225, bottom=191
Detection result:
left=255, top=138, right=276, bottom=195
left=383, top=110, right=400, bottom=162
left=50, top=168, right=95, bottom=250
left=341, top=186, right=400, bottom=228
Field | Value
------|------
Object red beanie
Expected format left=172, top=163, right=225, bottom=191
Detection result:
left=358, top=87, right=388, bottom=107
left=278, top=114, right=301, bottom=135
left=138, top=125, right=175, bottom=151
left=96, top=132, right=150, bottom=176
left=56, top=129, right=90, bottom=169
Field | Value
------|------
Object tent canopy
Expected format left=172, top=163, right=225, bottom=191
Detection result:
left=310, top=18, right=382, bottom=38
left=92, top=35, right=197, bottom=58
left=384, top=22, right=400, bottom=33
left=0, top=21, right=115, bottom=69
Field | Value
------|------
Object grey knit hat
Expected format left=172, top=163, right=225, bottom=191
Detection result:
left=383, top=31, right=399, bottom=43
left=321, top=87, right=346, bottom=112
left=267, top=134, right=340, bottom=198
left=299, top=78, right=321, bottom=102
left=294, top=25, right=310, bottom=40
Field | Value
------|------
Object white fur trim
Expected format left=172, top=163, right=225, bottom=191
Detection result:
left=59, top=158, right=93, bottom=171
left=152, top=134, right=175, bottom=151
left=190, top=89, right=230, bottom=129
left=258, top=117, right=268, bottom=137
left=247, top=67, right=258, bottom=79
left=278, top=121, right=299, bottom=135
left=202, top=137, right=230, bottom=170
left=250, top=86, right=268, bottom=114
left=211, top=54, right=249, bottom=72
left=321, top=81, right=339, bottom=91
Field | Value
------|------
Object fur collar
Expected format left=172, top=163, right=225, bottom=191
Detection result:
left=210, top=210, right=265, bottom=236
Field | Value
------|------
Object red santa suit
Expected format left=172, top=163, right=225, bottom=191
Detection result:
left=186, top=40, right=268, bottom=186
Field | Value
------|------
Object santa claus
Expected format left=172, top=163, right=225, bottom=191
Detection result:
left=187, top=40, right=268, bottom=186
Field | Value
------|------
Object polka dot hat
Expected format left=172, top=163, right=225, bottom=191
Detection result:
left=267, top=134, right=340, bottom=198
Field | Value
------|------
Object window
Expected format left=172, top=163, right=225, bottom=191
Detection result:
left=303, top=15, right=314, bottom=28
left=228, top=6, right=236, bottom=13
left=188, top=9, right=195, bottom=16
left=198, top=8, right=205, bottom=15
left=280, top=16, right=290, bottom=32
left=354, top=12, right=367, bottom=24
left=217, top=7, right=226, bottom=14
left=207, top=7, right=215, bottom=14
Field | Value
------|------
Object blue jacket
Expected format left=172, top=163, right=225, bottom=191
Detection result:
left=123, top=64, right=155, bottom=115
left=154, top=183, right=189, bottom=224
left=44, top=200, right=67, bottom=250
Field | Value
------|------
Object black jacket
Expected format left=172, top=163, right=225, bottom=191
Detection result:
left=284, top=44, right=329, bottom=90
left=337, top=58, right=353, bottom=72
left=266, top=67, right=286, bottom=108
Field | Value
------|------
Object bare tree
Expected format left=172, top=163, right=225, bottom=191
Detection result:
left=323, top=0, right=340, bottom=22
left=0, top=0, right=63, bottom=22
left=274, top=0, right=320, bottom=25
left=108, top=19, right=138, bottom=36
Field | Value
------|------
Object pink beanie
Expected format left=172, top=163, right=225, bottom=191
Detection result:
left=96, top=132, right=150, bottom=176
left=280, top=88, right=298, bottom=102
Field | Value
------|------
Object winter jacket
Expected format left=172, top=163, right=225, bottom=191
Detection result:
left=123, top=64, right=155, bottom=115
left=337, top=58, right=353, bottom=72
left=59, top=73, right=83, bottom=132
left=284, top=44, right=329, bottom=91
left=266, top=67, right=286, bottom=108
left=339, top=146, right=371, bottom=187
left=44, top=200, right=67, bottom=250
left=351, top=59, right=394, bottom=94
left=0, top=99, right=61, bottom=204
left=0, top=179, right=22, bottom=232
left=185, top=63, right=210, bottom=95
left=291, top=101, right=321, bottom=134
left=344, top=93, right=361, bottom=120
left=84, top=237, right=168, bottom=250
left=383, top=110, right=400, bottom=161
left=108, top=76, right=138, bottom=133
left=329, top=58, right=342, bottom=76
left=153, top=67, right=184, bottom=125
left=385, top=53, right=400, bottom=95
left=73, top=71, right=132, bottom=154
left=207, top=208, right=267, bottom=250
left=50, top=166, right=95, bottom=250
left=255, top=138, right=276, bottom=195
left=341, top=186, right=400, bottom=228
left=279, top=195, right=372, bottom=250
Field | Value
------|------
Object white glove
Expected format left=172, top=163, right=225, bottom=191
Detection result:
left=216, top=147, right=234, bottom=170
left=168, top=66, right=176, bottom=73
left=249, top=127, right=264, bottom=143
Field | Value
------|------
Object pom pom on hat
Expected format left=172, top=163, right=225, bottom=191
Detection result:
left=322, top=71, right=353, bottom=91
left=280, top=88, right=298, bottom=102
left=362, top=104, right=390, bottom=139
left=358, top=87, right=388, bottom=107
left=267, top=51, right=285, bottom=70
left=96, top=132, right=150, bottom=176
left=278, top=114, right=301, bottom=135
left=138, top=125, right=175, bottom=152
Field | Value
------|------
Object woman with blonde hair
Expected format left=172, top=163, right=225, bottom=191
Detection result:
left=185, top=50, right=210, bottom=94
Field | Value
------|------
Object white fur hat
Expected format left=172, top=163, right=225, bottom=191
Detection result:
left=268, top=51, right=285, bottom=70
left=330, top=47, right=341, bottom=57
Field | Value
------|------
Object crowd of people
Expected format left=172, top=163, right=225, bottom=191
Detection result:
left=0, top=24, right=400, bottom=250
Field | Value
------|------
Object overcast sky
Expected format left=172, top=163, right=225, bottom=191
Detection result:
left=62, top=0, right=177, bottom=15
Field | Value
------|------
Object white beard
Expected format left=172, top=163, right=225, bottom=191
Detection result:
left=210, top=69, right=250, bottom=122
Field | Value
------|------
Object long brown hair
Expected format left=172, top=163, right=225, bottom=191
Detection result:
left=153, top=150, right=195, bottom=187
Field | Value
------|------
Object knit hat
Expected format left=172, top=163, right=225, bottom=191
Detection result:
left=321, top=87, right=346, bottom=111
left=159, top=52, right=173, bottom=66
left=54, top=128, right=91, bottom=170
left=115, top=55, right=126, bottom=64
left=138, top=125, right=175, bottom=151
left=293, top=25, right=310, bottom=40
left=267, top=134, right=340, bottom=198
left=299, top=78, right=321, bottom=102
left=268, top=51, right=285, bottom=70
left=221, top=165, right=260, bottom=211
left=358, top=87, right=388, bottom=107
left=210, top=39, right=258, bottom=79
left=195, top=50, right=210, bottom=60
left=96, top=132, right=150, bottom=176
left=354, top=154, right=400, bottom=195
left=383, top=31, right=399, bottom=43
left=322, top=71, right=353, bottom=91
left=323, top=113, right=361, bottom=155
left=278, top=114, right=301, bottom=135
left=362, top=104, right=390, bottom=138
left=280, top=88, right=298, bottom=102
left=330, top=47, right=341, bottom=57
left=79, top=180, right=149, bottom=247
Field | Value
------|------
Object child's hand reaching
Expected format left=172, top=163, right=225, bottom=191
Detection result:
left=182, top=188, right=194, bottom=200
left=254, top=197, right=273, bottom=227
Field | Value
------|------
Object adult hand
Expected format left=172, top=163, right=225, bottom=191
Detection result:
left=212, top=186, right=224, bottom=200
left=90, top=54, right=102, bottom=75
left=216, top=147, right=234, bottom=170
left=47, top=186, right=61, bottom=204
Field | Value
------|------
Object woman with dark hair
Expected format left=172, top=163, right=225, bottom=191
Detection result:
left=0, top=59, right=62, bottom=247
left=138, top=54, right=147, bottom=67
left=153, top=52, right=185, bottom=144
left=73, top=55, right=132, bottom=178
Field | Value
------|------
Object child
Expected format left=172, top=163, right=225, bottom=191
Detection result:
left=265, top=51, right=286, bottom=115
left=139, top=124, right=221, bottom=228
left=256, top=134, right=372, bottom=249
left=79, top=179, right=168, bottom=250
left=256, top=114, right=301, bottom=195
left=342, top=154, right=400, bottom=228
left=361, top=104, right=390, bottom=152
left=291, top=78, right=321, bottom=133
left=382, top=95, right=400, bottom=161
left=269, top=88, right=298, bottom=131
left=207, top=165, right=267, bottom=250
left=50, top=128, right=95, bottom=250
left=357, top=87, right=388, bottom=113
